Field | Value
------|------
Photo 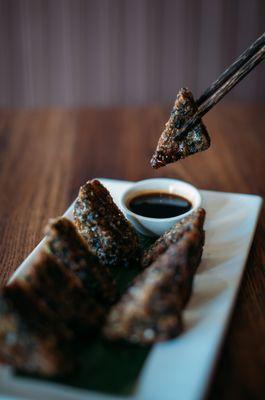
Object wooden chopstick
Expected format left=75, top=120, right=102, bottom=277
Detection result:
left=174, top=33, right=265, bottom=140
left=197, top=33, right=265, bottom=107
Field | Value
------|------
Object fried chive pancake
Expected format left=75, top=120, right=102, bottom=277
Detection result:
left=104, top=227, right=205, bottom=345
left=151, top=88, right=211, bottom=168
left=22, top=251, right=105, bottom=336
left=45, top=217, right=117, bottom=305
left=0, top=281, right=74, bottom=376
left=73, top=179, right=140, bottom=267
left=142, top=208, right=205, bottom=269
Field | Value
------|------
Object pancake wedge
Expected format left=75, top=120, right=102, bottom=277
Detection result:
left=151, top=88, right=210, bottom=168
left=104, top=222, right=205, bottom=345
left=74, top=179, right=140, bottom=267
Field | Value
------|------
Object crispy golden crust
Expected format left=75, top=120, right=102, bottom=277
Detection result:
left=0, top=281, right=74, bottom=376
left=45, top=217, right=117, bottom=305
left=104, top=213, right=205, bottom=345
left=23, top=251, right=105, bottom=336
left=73, top=179, right=140, bottom=267
left=151, top=88, right=211, bottom=168
left=142, top=208, right=205, bottom=269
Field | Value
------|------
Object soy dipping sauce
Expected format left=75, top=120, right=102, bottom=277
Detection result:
left=128, top=191, right=192, bottom=219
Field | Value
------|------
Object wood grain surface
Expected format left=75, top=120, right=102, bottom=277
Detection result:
left=0, top=104, right=264, bottom=399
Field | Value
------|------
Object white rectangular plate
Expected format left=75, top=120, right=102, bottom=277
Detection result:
left=0, top=179, right=262, bottom=400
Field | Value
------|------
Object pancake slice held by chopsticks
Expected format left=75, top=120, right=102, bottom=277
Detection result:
left=151, top=88, right=211, bottom=169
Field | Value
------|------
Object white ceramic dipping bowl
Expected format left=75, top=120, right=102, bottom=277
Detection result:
left=121, top=178, right=201, bottom=237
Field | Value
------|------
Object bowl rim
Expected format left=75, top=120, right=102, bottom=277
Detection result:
left=120, top=178, right=202, bottom=223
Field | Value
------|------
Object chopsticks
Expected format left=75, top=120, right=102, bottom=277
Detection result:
left=174, top=32, right=265, bottom=140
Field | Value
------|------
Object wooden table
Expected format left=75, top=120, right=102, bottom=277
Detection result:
left=0, top=103, right=264, bottom=399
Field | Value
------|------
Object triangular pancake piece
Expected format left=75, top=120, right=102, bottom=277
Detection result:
left=45, top=217, right=117, bottom=305
left=142, top=207, right=205, bottom=268
left=151, top=88, right=211, bottom=168
left=0, top=281, right=74, bottom=376
left=73, top=179, right=140, bottom=267
left=103, top=213, right=206, bottom=345
left=22, top=251, right=105, bottom=336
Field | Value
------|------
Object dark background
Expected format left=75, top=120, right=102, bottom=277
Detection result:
left=0, top=0, right=264, bottom=108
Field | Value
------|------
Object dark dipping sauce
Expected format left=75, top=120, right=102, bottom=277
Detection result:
left=128, top=191, right=192, bottom=219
